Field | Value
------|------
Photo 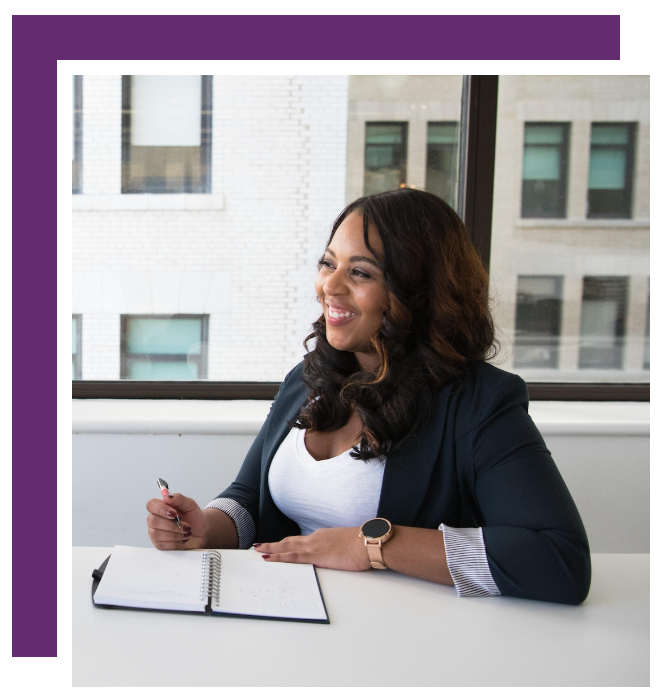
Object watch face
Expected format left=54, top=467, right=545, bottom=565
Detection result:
left=362, top=518, right=390, bottom=538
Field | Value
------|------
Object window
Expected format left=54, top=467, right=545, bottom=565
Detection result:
left=121, top=75, right=212, bottom=194
left=120, top=315, right=209, bottom=379
left=72, top=74, right=648, bottom=399
left=364, top=122, right=407, bottom=195
left=521, top=123, right=569, bottom=218
left=587, top=123, right=636, bottom=218
left=72, top=75, right=82, bottom=194
left=579, top=277, right=628, bottom=369
left=72, top=314, right=82, bottom=379
left=514, top=276, right=563, bottom=369
left=426, top=122, right=459, bottom=210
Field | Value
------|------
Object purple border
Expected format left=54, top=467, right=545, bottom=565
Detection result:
left=12, top=14, right=619, bottom=657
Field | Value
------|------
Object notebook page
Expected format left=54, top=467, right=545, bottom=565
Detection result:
left=211, top=549, right=328, bottom=621
left=93, top=545, right=207, bottom=612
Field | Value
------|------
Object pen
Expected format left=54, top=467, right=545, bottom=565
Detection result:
left=157, top=478, right=181, bottom=528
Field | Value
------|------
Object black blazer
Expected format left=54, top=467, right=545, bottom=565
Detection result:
left=218, top=361, right=591, bottom=604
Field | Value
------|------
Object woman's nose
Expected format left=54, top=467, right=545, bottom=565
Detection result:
left=323, top=267, right=347, bottom=296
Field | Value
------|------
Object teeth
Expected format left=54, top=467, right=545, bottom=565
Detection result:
left=329, top=310, right=356, bottom=319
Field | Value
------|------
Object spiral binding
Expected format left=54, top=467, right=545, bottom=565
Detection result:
left=199, top=550, right=222, bottom=607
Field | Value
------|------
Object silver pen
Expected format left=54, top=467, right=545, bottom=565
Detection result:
left=157, top=478, right=181, bottom=528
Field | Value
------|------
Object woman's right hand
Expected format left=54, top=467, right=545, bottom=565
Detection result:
left=146, top=492, right=208, bottom=550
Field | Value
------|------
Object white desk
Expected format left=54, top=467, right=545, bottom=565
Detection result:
left=73, top=547, right=649, bottom=687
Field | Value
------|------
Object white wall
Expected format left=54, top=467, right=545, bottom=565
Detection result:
left=72, top=400, right=649, bottom=553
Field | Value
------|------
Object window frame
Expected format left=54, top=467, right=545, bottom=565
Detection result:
left=586, top=122, right=636, bottom=219
left=120, top=314, right=210, bottom=380
left=121, top=75, right=213, bottom=195
left=520, top=121, right=570, bottom=219
left=73, top=75, right=649, bottom=402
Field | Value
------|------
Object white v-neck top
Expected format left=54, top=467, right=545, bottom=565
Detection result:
left=267, top=426, right=386, bottom=536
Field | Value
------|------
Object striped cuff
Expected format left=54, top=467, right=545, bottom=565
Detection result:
left=440, top=524, right=501, bottom=597
left=205, top=498, right=257, bottom=550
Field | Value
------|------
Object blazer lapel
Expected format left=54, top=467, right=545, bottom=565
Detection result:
left=377, top=392, right=449, bottom=526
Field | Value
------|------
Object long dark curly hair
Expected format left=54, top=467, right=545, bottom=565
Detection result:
left=292, top=188, right=498, bottom=459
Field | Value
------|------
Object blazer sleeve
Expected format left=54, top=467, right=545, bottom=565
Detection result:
left=213, top=365, right=297, bottom=528
left=471, top=373, right=592, bottom=604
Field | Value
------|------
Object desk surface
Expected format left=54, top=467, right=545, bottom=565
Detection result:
left=73, top=547, right=649, bottom=687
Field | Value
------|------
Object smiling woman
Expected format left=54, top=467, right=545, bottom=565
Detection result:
left=146, top=188, right=591, bottom=605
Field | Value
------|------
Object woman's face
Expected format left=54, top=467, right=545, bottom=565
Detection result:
left=315, top=212, right=388, bottom=370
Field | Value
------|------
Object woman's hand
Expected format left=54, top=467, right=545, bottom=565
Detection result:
left=253, top=527, right=371, bottom=571
left=146, top=492, right=208, bottom=550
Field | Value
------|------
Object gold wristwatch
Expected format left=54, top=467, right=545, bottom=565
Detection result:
left=359, top=518, right=393, bottom=569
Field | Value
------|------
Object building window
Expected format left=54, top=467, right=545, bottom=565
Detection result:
left=120, top=315, right=209, bottom=379
left=521, top=123, right=569, bottom=218
left=72, top=314, right=82, bottom=379
left=72, top=75, right=83, bottom=194
left=364, top=122, right=407, bottom=195
left=426, top=122, right=459, bottom=210
left=587, top=123, right=636, bottom=219
left=579, top=277, right=628, bottom=369
left=513, top=276, right=563, bottom=369
left=121, top=75, right=212, bottom=194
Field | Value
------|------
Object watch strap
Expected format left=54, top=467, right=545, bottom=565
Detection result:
left=366, top=541, right=388, bottom=569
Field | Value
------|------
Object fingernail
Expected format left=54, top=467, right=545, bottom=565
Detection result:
left=166, top=510, right=177, bottom=517
left=253, top=543, right=262, bottom=547
left=261, top=554, right=270, bottom=559
left=182, top=526, right=192, bottom=533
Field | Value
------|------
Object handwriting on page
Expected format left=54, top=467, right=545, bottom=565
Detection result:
left=238, top=580, right=320, bottom=611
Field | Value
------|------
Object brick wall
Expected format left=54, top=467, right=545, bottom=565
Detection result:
left=73, top=75, right=348, bottom=380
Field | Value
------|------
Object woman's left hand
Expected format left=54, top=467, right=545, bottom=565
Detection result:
left=253, top=527, right=371, bottom=571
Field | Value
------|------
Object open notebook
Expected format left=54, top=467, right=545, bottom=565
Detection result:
left=92, top=545, right=329, bottom=623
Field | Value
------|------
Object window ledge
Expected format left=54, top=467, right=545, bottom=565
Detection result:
left=72, top=399, right=649, bottom=437
left=72, top=194, right=225, bottom=211
left=516, top=218, right=649, bottom=229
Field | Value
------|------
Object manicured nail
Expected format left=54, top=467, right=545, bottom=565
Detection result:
left=261, top=554, right=271, bottom=559
left=182, top=525, right=192, bottom=533
left=253, top=543, right=262, bottom=547
left=166, top=510, right=177, bottom=518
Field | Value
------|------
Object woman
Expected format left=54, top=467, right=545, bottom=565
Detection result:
left=146, top=188, right=591, bottom=604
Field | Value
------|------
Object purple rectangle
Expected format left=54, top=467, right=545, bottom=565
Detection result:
left=12, top=13, right=620, bottom=657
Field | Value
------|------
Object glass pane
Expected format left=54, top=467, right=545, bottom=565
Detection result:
left=588, top=149, right=626, bottom=189
left=490, top=75, right=649, bottom=383
left=72, top=74, right=463, bottom=380
left=591, top=124, right=629, bottom=145
left=524, top=124, right=564, bottom=145
left=426, top=123, right=459, bottom=209
left=523, top=146, right=560, bottom=180
left=125, top=317, right=202, bottom=354
left=127, top=360, right=198, bottom=380
left=365, top=124, right=404, bottom=144
left=427, top=123, right=458, bottom=144
left=131, top=76, right=202, bottom=147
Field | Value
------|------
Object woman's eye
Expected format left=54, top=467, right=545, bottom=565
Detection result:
left=352, top=268, right=371, bottom=279
left=317, top=258, right=333, bottom=269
